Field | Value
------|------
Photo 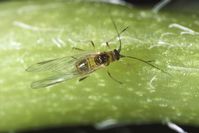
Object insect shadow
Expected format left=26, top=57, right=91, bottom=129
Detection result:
left=26, top=18, right=169, bottom=89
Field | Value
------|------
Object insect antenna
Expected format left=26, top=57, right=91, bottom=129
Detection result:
left=110, top=16, right=169, bottom=75
left=120, top=54, right=170, bottom=75
left=110, top=17, right=128, bottom=53
left=107, top=26, right=128, bottom=45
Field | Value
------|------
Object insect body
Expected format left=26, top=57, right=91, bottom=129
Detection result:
left=27, top=19, right=168, bottom=89
left=26, top=50, right=121, bottom=89
left=76, top=50, right=119, bottom=75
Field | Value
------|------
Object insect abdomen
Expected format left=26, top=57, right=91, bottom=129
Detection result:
left=76, top=59, right=90, bottom=74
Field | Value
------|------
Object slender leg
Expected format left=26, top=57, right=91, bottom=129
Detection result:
left=107, top=70, right=123, bottom=84
left=72, top=47, right=85, bottom=51
left=106, top=42, right=110, bottom=49
left=90, top=40, right=95, bottom=48
left=79, top=76, right=89, bottom=82
left=72, top=40, right=95, bottom=51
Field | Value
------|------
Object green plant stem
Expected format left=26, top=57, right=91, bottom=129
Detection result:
left=0, top=0, right=199, bottom=132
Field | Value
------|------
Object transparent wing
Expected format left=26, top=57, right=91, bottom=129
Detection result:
left=31, top=73, right=78, bottom=89
left=27, top=52, right=94, bottom=88
left=26, top=53, right=87, bottom=74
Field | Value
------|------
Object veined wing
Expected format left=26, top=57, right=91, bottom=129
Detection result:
left=31, top=73, right=78, bottom=89
left=27, top=52, right=96, bottom=89
left=26, top=53, right=88, bottom=74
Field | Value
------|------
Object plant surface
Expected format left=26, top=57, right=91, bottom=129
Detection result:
left=0, top=0, right=199, bottom=132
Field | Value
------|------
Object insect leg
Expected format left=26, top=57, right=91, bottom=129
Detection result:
left=79, top=76, right=89, bottom=81
left=106, top=42, right=111, bottom=49
left=72, top=47, right=85, bottom=51
left=107, top=70, right=123, bottom=84
left=90, top=40, right=95, bottom=48
left=72, top=40, right=95, bottom=51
